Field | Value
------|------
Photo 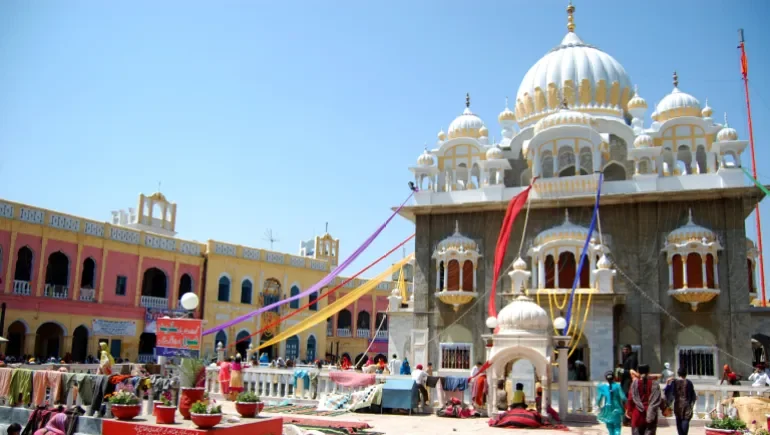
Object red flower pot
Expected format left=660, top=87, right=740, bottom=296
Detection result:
left=191, top=413, right=222, bottom=429
left=179, top=387, right=205, bottom=420
left=155, top=405, right=177, bottom=424
left=111, top=404, right=142, bottom=421
left=705, top=429, right=741, bottom=435
left=235, top=402, right=259, bottom=418
left=257, top=402, right=264, bottom=414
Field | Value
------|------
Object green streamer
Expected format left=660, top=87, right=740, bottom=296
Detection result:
left=742, top=167, right=770, bottom=196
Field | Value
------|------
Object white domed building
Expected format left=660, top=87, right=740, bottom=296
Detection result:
left=396, top=2, right=765, bottom=393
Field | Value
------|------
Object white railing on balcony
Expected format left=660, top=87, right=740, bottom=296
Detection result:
left=79, top=288, right=96, bottom=302
left=375, top=329, right=388, bottom=339
left=138, top=354, right=156, bottom=363
left=336, top=328, right=351, bottom=337
left=44, top=284, right=69, bottom=299
left=202, top=366, right=770, bottom=419
left=13, top=280, right=31, bottom=295
left=356, top=328, right=370, bottom=339
left=141, top=295, right=169, bottom=309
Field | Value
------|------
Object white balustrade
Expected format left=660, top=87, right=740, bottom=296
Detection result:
left=79, top=288, right=96, bottom=302
left=140, top=295, right=169, bottom=308
left=336, top=328, right=351, bottom=337
left=13, top=280, right=31, bottom=295
left=376, top=330, right=388, bottom=339
left=356, top=328, right=370, bottom=339
left=44, top=284, right=69, bottom=299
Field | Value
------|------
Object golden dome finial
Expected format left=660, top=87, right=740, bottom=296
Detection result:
left=466, top=93, right=471, bottom=108
left=673, top=71, right=679, bottom=88
left=566, top=1, right=576, bottom=33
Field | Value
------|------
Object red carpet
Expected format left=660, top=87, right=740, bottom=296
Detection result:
left=281, top=416, right=372, bottom=434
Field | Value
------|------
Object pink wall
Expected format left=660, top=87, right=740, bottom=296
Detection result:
left=8, top=233, right=43, bottom=292
left=7, top=294, right=145, bottom=319
left=43, top=239, right=78, bottom=289
left=374, top=296, right=388, bottom=313
left=0, top=229, right=10, bottom=280
left=102, top=251, right=139, bottom=304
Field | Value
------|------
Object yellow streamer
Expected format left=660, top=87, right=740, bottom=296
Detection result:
left=397, top=265, right=408, bottom=302
left=258, top=254, right=414, bottom=350
left=568, top=292, right=593, bottom=358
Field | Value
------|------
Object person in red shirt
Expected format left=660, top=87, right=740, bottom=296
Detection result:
left=626, top=364, right=661, bottom=435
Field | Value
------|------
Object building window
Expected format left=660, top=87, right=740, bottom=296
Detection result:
left=241, top=280, right=252, bottom=304
left=439, top=343, right=472, bottom=370
left=677, top=346, right=716, bottom=379
left=286, top=335, right=300, bottom=361
left=115, top=275, right=127, bottom=296
left=309, top=291, right=319, bottom=311
left=218, top=276, right=230, bottom=302
left=289, top=285, right=300, bottom=309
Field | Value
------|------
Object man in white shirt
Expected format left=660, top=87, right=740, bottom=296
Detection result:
left=388, top=354, right=402, bottom=375
left=412, top=363, right=429, bottom=406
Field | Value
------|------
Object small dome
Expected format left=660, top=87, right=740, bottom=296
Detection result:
left=417, top=148, right=434, bottom=166
left=534, top=209, right=598, bottom=246
left=701, top=99, right=713, bottom=118
left=513, top=257, right=527, bottom=271
left=667, top=209, right=717, bottom=245
left=717, top=114, right=738, bottom=142
left=437, top=221, right=478, bottom=252
left=655, top=72, right=701, bottom=122
left=627, top=86, right=648, bottom=111
left=597, top=254, right=612, bottom=269
left=438, top=129, right=446, bottom=141
left=633, top=134, right=653, bottom=148
left=498, top=99, right=516, bottom=123
left=496, top=294, right=551, bottom=333
left=479, top=126, right=489, bottom=137
left=534, top=107, right=597, bottom=135
left=448, top=94, right=486, bottom=139
left=486, top=145, right=504, bottom=160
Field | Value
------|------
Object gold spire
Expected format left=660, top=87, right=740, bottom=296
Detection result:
left=567, top=1, right=576, bottom=33
left=673, top=71, right=679, bottom=88
left=466, top=93, right=471, bottom=108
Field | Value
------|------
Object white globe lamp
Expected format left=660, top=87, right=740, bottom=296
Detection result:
left=485, top=316, right=498, bottom=329
left=180, top=293, right=200, bottom=311
left=553, top=316, right=567, bottom=331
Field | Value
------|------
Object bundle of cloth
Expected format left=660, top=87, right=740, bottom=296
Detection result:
left=316, top=384, right=383, bottom=413
left=436, top=397, right=477, bottom=419
left=19, top=404, right=86, bottom=435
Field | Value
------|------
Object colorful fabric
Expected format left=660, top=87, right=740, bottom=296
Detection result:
left=347, top=384, right=383, bottom=412
left=596, top=382, right=626, bottom=424
left=488, top=184, right=534, bottom=318
left=204, top=192, right=413, bottom=336
left=293, top=370, right=310, bottom=389
left=442, top=376, right=468, bottom=391
left=9, top=368, right=33, bottom=406
left=33, top=413, right=67, bottom=435
left=628, top=377, right=661, bottom=427
left=472, top=374, right=487, bottom=407
left=229, top=369, right=244, bottom=393
left=259, top=256, right=412, bottom=350
left=0, top=367, right=12, bottom=397
left=32, top=371, right=64, bottom=406
left=488, top=407, right=542, bottom=428
left=329, top=371, right=376, bottom=388
left=437, top=397, right=476, bottom=419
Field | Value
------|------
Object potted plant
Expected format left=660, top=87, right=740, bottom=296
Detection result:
left=178, top=358, right=206, bottom=420
left=109, top=385, right=142, bottom=421
left=235, top=391, right=262, bottom=418
left=706, top=417, right=747, bottom=435
left=155, top=391, right=177, bottom=424
left=190, top=401, right=223, bottom=429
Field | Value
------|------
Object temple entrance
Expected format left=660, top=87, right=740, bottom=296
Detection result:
left=71, top=325, right=89, bottom=363
left=6, top=321, right=26, bottom=358
left=35, top=322, right=64, bottom=359
left=259, top=332, right=275, bottom=361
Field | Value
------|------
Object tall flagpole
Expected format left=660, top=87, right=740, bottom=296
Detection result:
left=738, top=28, right=766, bottom=306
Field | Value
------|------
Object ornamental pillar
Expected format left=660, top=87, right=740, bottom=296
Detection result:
left=701, top=255, right=707, bottom=288
left=443, top=264, right=448, bottom=291
left=682, top=259, right=688, bottom=288
left=435, top=263, right=440, bottom=291
left=459, top=266, right=464, bottom=291
left=538, top=259, right=545, bottom=289
left=473, top=265, right=477, bottom=291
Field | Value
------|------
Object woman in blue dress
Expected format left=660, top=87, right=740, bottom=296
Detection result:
left=596, top=370, right=626, bottom=435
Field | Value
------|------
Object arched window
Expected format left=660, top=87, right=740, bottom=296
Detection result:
left=545, top=255, right=555, bottom=289
left=241, top=280, right=253, bottom=304
left=45, top=252, right=70, bottom=287
left=558, top=252, right=576, bottom=289
left=141, top=267, right=166, bottom=299
left=80, top=258, right=96, bottom=289
left=672, top=255, right=684, bottom=289
left=376, top=312, right=388, bottom=331
left=306, top=336, right=317, bottom=362
left=462, top=260, right=473, bottom=291
left=439, top=261, right=445, bottom=290
left=356, top=311, right=370, bottom=330
left=178, top=274, right=193, bottom=298
left=579, top=255, right=590, bottom=288
left=285, top=335, right=300, bottom=361
left=215, top=331, right=227, bottom=350
left=695, top=145, right=708, bottom=174
left=706, top=254, right=716, bottom=289
left=677, top=145, right=692, bottom=174
left=337, top=310, right=352, bottom=330
left=541, top=151, right=554, bottom=178
left=309, top=291, right=319, bottom=311
left=290, top=286, right=300, bottom=309
left=686, top=253, right=703, bottom=288
left=603, top=162, right=627, bottom=181
left=218, top=276, right=230, bottom=302
left=447, top=260, right=460, bottom=291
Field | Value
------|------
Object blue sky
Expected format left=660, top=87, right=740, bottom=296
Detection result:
left=1, top=0, right=769, bottom=285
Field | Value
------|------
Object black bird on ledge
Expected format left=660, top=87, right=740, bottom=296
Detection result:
left=408, top=181, right=419, bottom=192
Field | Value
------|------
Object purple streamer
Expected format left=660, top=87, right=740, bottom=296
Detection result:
left=203, top=192, right=414, bottom=336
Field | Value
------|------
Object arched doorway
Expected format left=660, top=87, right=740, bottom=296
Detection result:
left=259, top=332, right=274, bottom=361
left=306, top=335, right=317, bottom=362
left=80, top=258, right=96, bottom=289
left=141, top=268, right=168, bottom=300
left=178, top=273, right=193, bottom=299
left=71, top=325, right=89, bottom=363
left=215, top=331, right=228, bottom=354
left=236, top=330, right=251, bottom=359
left=138, top=333, right=157, bottom=361
left=45, top=252, right=70, bottom=298
left=262, top=278, right=282, bottom=313
left=35, top=322, right=65, bottom=359
left=285, top=335, right=300, bottom=361
left=337, top=309, right=352, bottom=334
left=6, top=321, right=26, bottom=357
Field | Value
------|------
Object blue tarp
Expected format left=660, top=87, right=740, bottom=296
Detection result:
left=381, top=378, right=418, bottom=410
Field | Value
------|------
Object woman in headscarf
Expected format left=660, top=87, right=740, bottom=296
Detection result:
left=597, top=370, right=626, bottom=435
left=400, top=358, right=411, bottom=375
left=34, top=413, right=67, bottom=435
left=96, top=342, right=114, bottom=375
left=229, top=354, right=244, bottom=401
left=626, top=364, right=661, bottom=435
left=259, top=352, right=269, bottom=365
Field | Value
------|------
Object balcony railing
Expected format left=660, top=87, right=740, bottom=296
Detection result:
left=356, top=328, right=370, bottom=339
left=13, top=280, right=31, bottom=296
left=375, top=329, right=388, bottom=340
left=79, top=288, right=96, bottom=302
left=44, top=284, right=69, bottom=299
left=141, top=295, right=169, bottom=309
left=327, top=326, right=333, bottom=337
left=138, top=354, right=156, bottom=363
left=336, top=328, right=351, bottom=338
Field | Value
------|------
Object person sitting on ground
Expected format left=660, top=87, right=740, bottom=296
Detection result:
left=7, top=423, right=21, bottom=435
left=497, top=380, right=509, bottom=411
left=511, top=383, right=527, bottom=409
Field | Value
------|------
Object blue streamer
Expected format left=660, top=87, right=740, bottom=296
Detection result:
left=563, top=172, right=604, bottom=334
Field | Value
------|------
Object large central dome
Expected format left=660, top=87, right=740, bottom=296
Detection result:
left=515, top=4, right=633, bottom=128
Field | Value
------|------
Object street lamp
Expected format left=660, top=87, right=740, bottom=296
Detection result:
left=553, top=316, right=567, bottom=331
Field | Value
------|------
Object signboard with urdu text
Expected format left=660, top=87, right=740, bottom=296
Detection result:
left=156, top=318, right=203, bottom=358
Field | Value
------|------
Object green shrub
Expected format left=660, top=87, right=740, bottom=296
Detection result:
left=237, top=391, right=260, bottom=403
